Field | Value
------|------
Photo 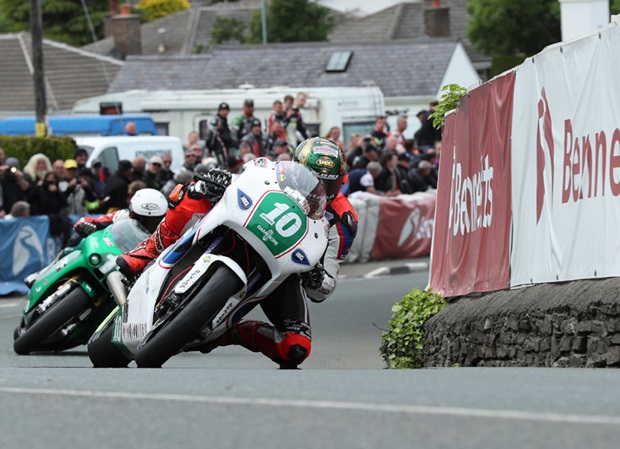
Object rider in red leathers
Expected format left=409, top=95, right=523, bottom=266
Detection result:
left=116, top=138, right=358, bottom=369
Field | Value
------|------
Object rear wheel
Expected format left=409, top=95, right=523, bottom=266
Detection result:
left=13, top=287, right=91, bottom=355
left=88, top=318, right=131, bottom=368
left=134, top=265, right=243, bottom=368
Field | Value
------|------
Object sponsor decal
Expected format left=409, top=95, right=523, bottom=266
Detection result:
left=398, top=208, right=434, bottom=247
left=291, top=248, right=310, bottom=265
left=448, top=154, right=494, bottom=236
left=141, top=202, right=162, bottom=212
left=314, top=146, right=339, bottom=157
left=536, top=88, right=555, bottom=223
left=103, top=237, right=114, bottom=248
left=316, top=157, right=335, bottom=170
left=237, top=189, right=253, bottom=210
left=12, top=225, right=44, bottom=277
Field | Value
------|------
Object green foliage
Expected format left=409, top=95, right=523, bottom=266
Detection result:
left=136, top=0, right=190, bottom=22
left=380, top=288, right=447, bottom=369
left=0, top=136, right=77, bottom=169
left=246, top=0, right=334, bottom=44
left=211, top=16, right=246, bottom=45
left=429, top=84, right=468, bottom=130
left=613, top=0, right=620, bottom=15
left=0, top=0, right=109, bottom=46
left=490, top=54, right=527, bottom=78
left=467, top=0, right=561, bottom=57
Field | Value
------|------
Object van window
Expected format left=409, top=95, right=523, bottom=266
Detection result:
left=99, top=146, right=120, bottom=173
left=155, top=122, right=169, bottom=136
left=342, top=121, right=375, bottom=147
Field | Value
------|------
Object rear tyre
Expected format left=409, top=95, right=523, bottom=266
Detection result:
left=88, top=319, right=131, bottom=368
left=13, top=287, right=91, bottom=355
left=134, top=265, right=243, bottom=368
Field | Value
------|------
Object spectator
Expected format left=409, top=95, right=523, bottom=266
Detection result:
left=182, top=148, right=196, bottom=171
left=414, top=103, right=441, bottom=152
left=238, top=141, right=253, bottom=162
left=388, top=115, right=408, bottom=153
left=58, top=159, right=78, bottom=194
left=370, top=116, right=388, bottom=149
left=205, top=102, right=235, bottom=167
left=271, top=139, right=291, bottom=160
left=347, top=161, right=382, bottom=196
left=266, top=100, right=286, bottom=137
left=374, top=152, right=400, bottom=196
left=131, top=156, right=146, bottom=182
left=23, top=153, right=52, bottom=188
left=383, top=135, right=399, bottom=154
left=128, top=180, right=146, bottom=201
left=125, top=121, right=137, bottom=136
left=323, top=126, right=344, bottom=149
left=283, top=92, right=308, bottom=146
left=161, top=167, right=193, bottom=197
left=158, top=153, right=175, bottom=185
left=104, top=160, right=133, bottom=212
left=90, top=159, right=106, bottom=199
left=227, top=156, right=243, bottom=174
left=408, top=160, right=437, bottom=192
left=394, top=154, right=415, bottom=194
left=347, top=135, right=378, bottom=169
left=77, top=168, right=102, bottom=213
left=241, top=118, right=267, bottom=158
left=352, top=143, right=379, bottom=170
left=5, top=200, right=30, bottom=219
left=0, top=147, right=5, bottom=166
left=1, top=157, right=29, bottom=214
left=52, top=159, right=65, bottom=180
left=28, top=171, right=71, bottom=245
left=75, top=148, right=89, bottom=170
left=266, top=120, right=286, bottom=151
left=232, top=98, right=256, bottom=142
left=144, top=156, right=164, bottom=191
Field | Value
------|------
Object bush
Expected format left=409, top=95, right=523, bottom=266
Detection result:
left=136, top=0, right=191, bottom=22
left=380, top=288, right=447, bottom=369
left=0, top=136, right=77, bottom=168
left=429, top=83, right=468, bottom=130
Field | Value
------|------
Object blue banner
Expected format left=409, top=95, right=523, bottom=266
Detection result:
left=0, top=216, right=62, bottom=296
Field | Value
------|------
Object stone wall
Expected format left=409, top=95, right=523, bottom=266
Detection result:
left=422, top=277, right=620, bottom=368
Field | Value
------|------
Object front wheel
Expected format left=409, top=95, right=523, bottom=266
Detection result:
left=13, top=287, right=91, bottom=355
left=134, top=265, right=244, bottom=368
left=88, top=318, right=131, bottom=368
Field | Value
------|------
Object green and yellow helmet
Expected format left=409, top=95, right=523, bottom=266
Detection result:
left=293, top=137, right=347, bottom=202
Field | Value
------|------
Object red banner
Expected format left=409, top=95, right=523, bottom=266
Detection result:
left=429, top=73, right=515, bottom=297
left=370, top=194, right=436, bottom=260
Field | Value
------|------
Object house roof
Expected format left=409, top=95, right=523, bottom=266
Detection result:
left=0, top=33, right=122, bottom=113
left=108, top=40, right=460, bottom=98
left=329, top=0, right=489, bottom=65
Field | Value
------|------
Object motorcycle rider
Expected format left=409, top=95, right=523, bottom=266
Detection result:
left=116, top=137, right=358, bottom=369
left=24, top=188, right=168, bottom=288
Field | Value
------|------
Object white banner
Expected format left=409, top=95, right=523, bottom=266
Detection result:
left=511, top=24, right=620, bottom=286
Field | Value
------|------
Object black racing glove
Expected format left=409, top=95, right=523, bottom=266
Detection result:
left=300, top=263, right=325, bottom=290
left=193, top=168, right=233, bottom=202
left=75, top=221, right=98, bottom=237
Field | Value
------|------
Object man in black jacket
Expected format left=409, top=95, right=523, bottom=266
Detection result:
left=103, top=160, right=133, bottom=212
left=206, top=102, right=235, bottom=167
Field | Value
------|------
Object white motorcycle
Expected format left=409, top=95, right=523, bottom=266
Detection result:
left=88, top=159, right=329, bottom=368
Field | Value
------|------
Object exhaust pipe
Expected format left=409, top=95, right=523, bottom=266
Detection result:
left=107, top=271, right=128, bottom=306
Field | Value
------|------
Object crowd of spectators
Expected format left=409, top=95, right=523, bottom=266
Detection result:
left=0, top=97, right=442, bottom=239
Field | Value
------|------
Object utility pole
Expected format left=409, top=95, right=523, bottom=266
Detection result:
left=30, top=0, right=47, bottom=137
left=261, top=0, right=267, bottom=45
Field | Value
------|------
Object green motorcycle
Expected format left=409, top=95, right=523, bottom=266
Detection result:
left=13, top=219, right=150, bottom=355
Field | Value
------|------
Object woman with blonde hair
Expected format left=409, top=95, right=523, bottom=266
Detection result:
left=323, top=126, right=344, bottom=150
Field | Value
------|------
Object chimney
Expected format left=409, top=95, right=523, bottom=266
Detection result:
left=424, top=2, right=450, bottom=38
left=104, top=3, right=142, bottom=58
left=559, top=0, right=610, bottom=41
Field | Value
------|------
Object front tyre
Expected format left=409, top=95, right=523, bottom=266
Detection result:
left=88, top=318, right=131, bottom=368
left=134, top=265, right=243, bottom=368
left=13, top=287, right=91, bottom=355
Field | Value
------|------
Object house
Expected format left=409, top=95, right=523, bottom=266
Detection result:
left=0, top=33, right=123, bottom=117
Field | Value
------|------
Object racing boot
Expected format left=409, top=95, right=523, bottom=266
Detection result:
left=116, top=219, right=179, bottom=278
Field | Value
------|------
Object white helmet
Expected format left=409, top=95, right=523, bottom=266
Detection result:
left=128, top=188, right=168, bottom=233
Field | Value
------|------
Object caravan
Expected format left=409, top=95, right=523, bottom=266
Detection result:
left=72, top=86, right=386, bottom=147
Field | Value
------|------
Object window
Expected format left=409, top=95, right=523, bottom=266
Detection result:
left=326, top=51, right=352, bottom=72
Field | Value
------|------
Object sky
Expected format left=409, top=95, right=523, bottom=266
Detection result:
left=317, top=0, right=416, bottom=15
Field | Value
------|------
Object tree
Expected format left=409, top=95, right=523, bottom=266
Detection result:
left=210, top=16, right=246, bottom=45
left=246, top=0, right=334, bottom=44
left=467, top=0, right=562, bottom=57
left=136, top=0, right=190, bottom=22
left=0, top=0, right=109, bottom=47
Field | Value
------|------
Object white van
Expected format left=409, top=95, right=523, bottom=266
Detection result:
left=73, top=135, right=185, bottom=173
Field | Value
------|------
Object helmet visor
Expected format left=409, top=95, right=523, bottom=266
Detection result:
left=276, top=161, right=327, bottom=219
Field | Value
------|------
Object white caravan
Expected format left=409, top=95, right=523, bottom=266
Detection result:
left=72, top=86, right=386, bottom=147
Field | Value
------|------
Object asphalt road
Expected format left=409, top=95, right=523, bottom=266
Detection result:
left=1, top=269, right=620, bottom=449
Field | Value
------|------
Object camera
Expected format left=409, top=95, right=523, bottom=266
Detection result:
left=4, top=165, right=17, bottom=181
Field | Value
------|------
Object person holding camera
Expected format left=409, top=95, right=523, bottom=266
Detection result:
left=0, top=156, right=30, bottom=215
left=282, top=92, right=308, bottom=147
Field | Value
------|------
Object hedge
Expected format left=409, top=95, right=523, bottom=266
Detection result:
left=0, top=136, right=78, bottom=168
